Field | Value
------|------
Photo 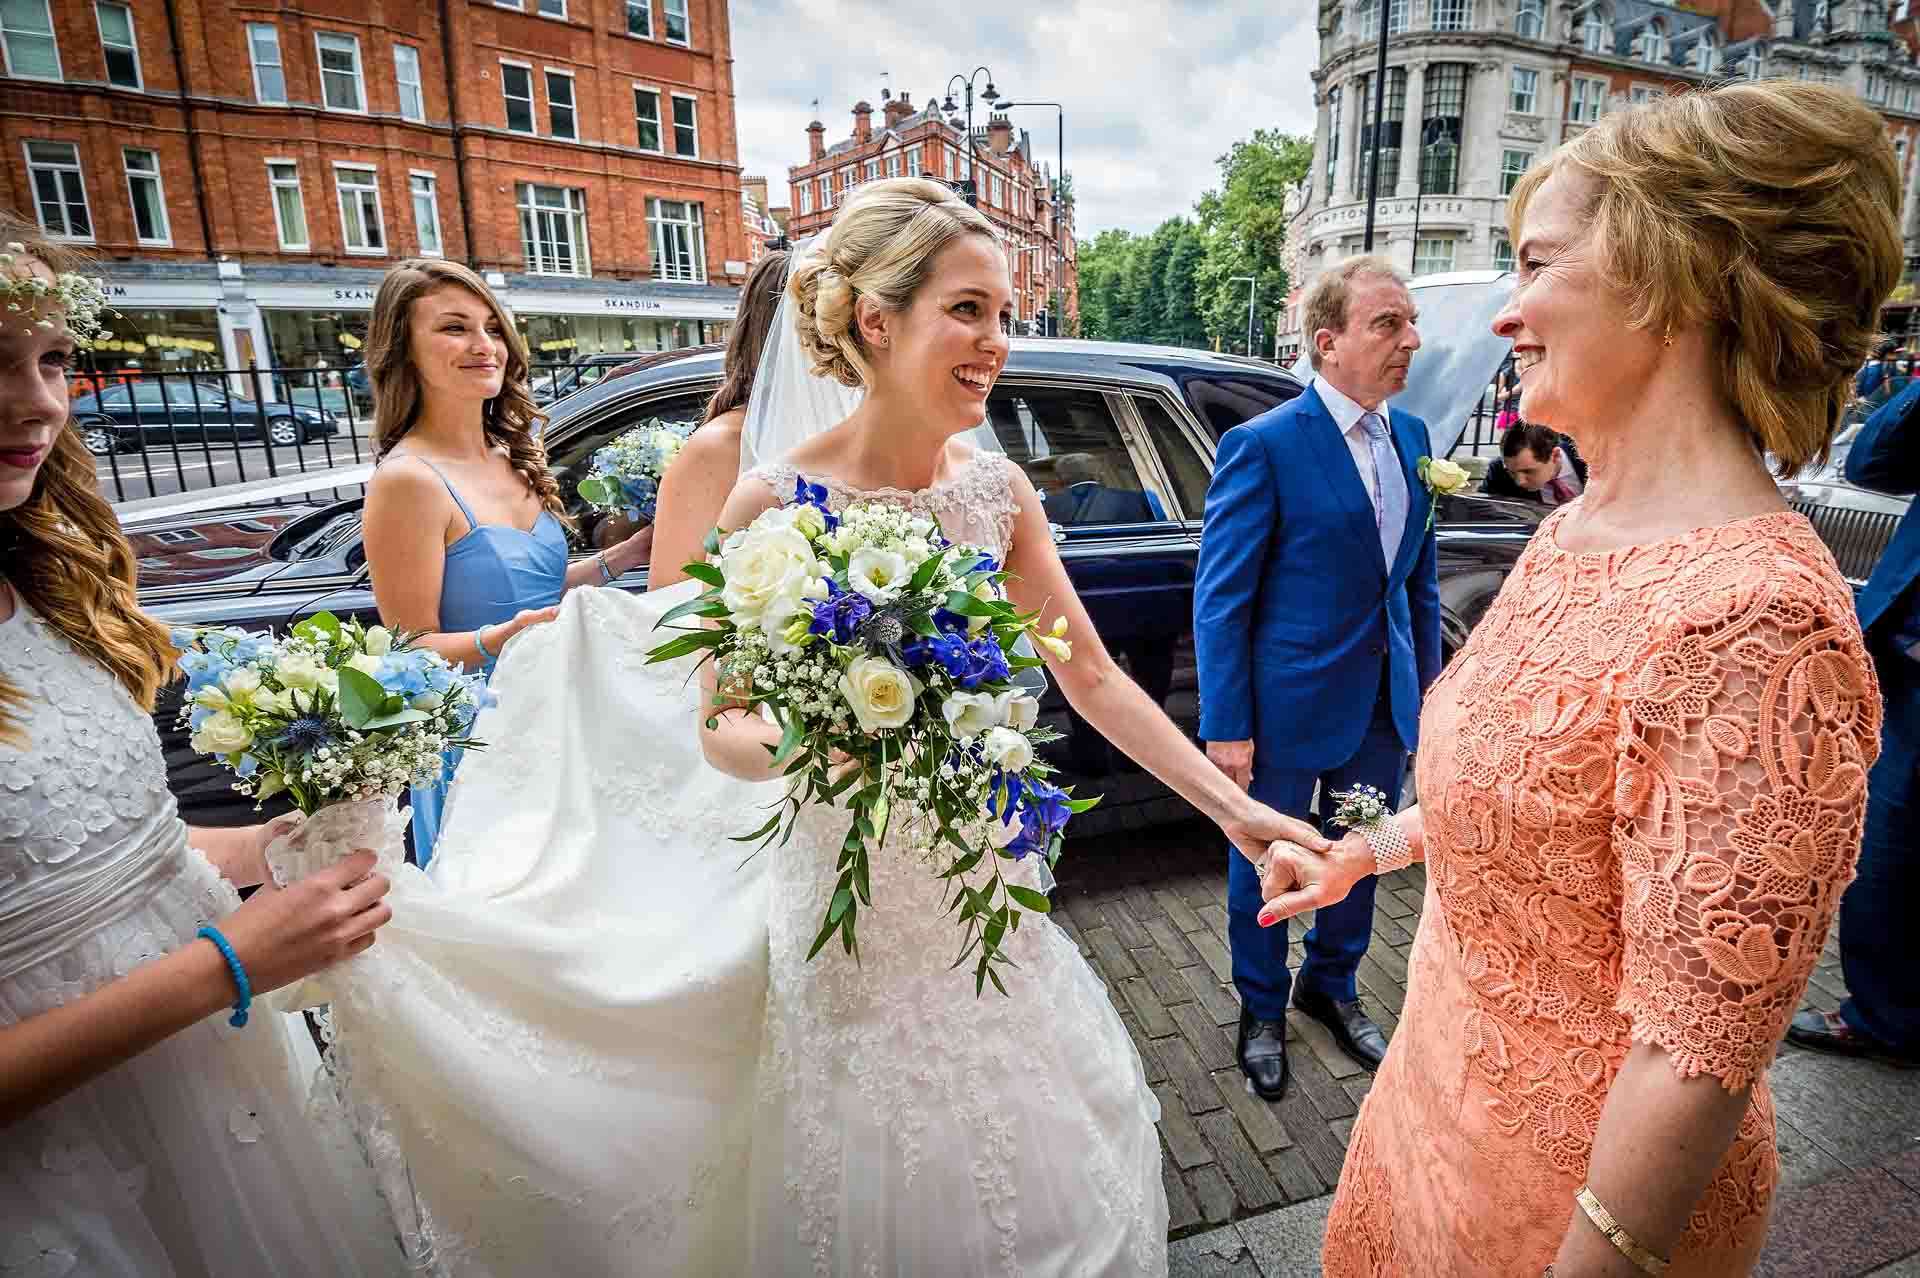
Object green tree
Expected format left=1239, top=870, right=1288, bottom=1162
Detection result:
left=1194, top=129, right=1313, bottom=354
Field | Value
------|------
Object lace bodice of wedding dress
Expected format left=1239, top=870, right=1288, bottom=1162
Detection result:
left=0, top=599, right=399, bottom=1277
left=742, top=453, right=1169, bottom=1277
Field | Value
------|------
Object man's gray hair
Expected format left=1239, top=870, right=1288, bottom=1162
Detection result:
left=1302, top=255, right=1407, bottom=370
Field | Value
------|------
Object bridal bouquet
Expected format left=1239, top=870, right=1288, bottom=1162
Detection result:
left=575, top=418, right=697, bottom=522
left=649, top=478, right=1095, bottom=993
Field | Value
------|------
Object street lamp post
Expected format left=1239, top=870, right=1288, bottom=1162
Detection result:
left=997, top=100, right=1065, bottom=337
left=1362, top=0, right=1391, bottom=252
left=1229, top=275, right=1258, bottom=356
left=941, top=67, right=1001, bottom=207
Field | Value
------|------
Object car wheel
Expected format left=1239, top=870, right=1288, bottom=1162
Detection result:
left=267, top=418, right=304, bottom=447
left=79, top=421, right=127, bottom=456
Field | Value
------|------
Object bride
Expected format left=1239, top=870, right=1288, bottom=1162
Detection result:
left=321, top=178, right=1326, bottom=1276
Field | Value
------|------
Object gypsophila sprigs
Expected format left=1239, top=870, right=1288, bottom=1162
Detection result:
left=648, top=476, right=1096, bottom=995
left=0, top=243, right=112, bottom=347
left=576, top=418, right=697, bottom=522
left=173, top=612, right=490, bottom=815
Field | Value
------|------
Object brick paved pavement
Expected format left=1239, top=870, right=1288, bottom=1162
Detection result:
left=1052, top=819, right=1920, bottom=1277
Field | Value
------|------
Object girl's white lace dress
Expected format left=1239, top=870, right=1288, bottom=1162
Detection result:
left=0, top=600, right=400, bottom=1277
left=741, top=456, right=1168, bottom=1276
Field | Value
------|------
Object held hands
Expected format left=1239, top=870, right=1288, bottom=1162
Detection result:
left=1255, top=832, right=1375, bottom=928
left=213, top=852, right=392, bottom=995
left=1222, top=797, right=1332, bottom=889
left=1206, top=739, right=1255, bottom=792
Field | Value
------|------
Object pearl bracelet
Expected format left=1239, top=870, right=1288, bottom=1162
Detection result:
left=1357, top=815, right=1414, bottom=876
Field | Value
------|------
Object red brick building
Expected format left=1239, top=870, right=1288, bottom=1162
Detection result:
left=2, top=0, right=749, bottom=386
left=786, top=91, right=1077, bottom=335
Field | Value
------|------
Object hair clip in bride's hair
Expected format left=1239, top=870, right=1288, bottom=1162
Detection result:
left=0, top=243, right=112, bottom=348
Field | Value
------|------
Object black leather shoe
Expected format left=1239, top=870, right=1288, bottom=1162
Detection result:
left=1237, top=1008, right=1290, bottom=1101
left=1294, top=987, right=1389, bottom=1072
left=1787, top=1009, right=1920, bottom=1069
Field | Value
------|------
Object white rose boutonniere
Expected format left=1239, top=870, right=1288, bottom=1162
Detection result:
left=1416, top=456, right=1472, bottom=530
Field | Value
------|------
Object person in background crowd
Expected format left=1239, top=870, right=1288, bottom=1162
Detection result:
left=1484, top=420, right=1589, bottom=506
left=1787, top=372, right=1920, bottom=1068
left=1857, top=336, right=1903, bottom=399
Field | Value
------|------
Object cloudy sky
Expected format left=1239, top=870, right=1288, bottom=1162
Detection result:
left=729, top=0, right=1323, bottom=237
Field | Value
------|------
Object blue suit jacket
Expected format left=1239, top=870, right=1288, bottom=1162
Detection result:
left=1847, top=376, right=1920, bottom=641
left=1193, top=383, right=1443, bottom=773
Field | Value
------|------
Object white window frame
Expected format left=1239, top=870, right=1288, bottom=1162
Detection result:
left=662, top=0, right=689, bottom=45
left=516, top=182, right=590, bottom=276
left=1431, top=0, right=1469, bottom=31
left=409, top=170, right=443, bottom=257
left=885, top=151, right=901, bottom=178
left=1, top=0, right=61, bottom=81
left=266, top=158, right=309, bottom=251
left=1636, top=21, right=1667, bottom=61
left=95, top=2, right=142, bottom=90
left=624, top=0, right=652, bottom=37
left=1511, top=66, right=1540, bottom=115
left=907, top=144, right=922, bottom=176
left=24, top=141, right=92, bottom=241
left=500, top=59, right=536, bottom=135
left=798, top=180, right=814, bottom=215
left=1581, top=8, right=1610, bottom=51
left=246, top=23, right=285, bottom=104
left=633, top=84, right=663, bottom=151
left=647, top=196, right=706, bottom=283
left=1569, top=75, right=1608, bottom=124
left=546, top=68, right=577, bottom=140
left=1413, top=237, right=1456, bottom=276
left=1493, top=235, right=1515, bottom=272
left=1870, top=71, right=1890, bottom=105
left=1499, top=148, right=1533, bottom=196
left=1692, top=36, right=1717, bottom=73
left=1629, top=83, right=1662, bottom=105
left=863, top=157, right=880, bottom=182
left=394, top=44, right=425, bottom=122
left=670, top=91, right=699, bottom=157
left=1514, top=0, right=1543, bottom=38
left=817, top=175, right=830, bottom=208
left=314, top=31, right=366, bottom=114
left=122, top=146, right=170, bottom=245
left=332, top=162, right=386, bottom=255
left=536, top=0, right=566, bottom=16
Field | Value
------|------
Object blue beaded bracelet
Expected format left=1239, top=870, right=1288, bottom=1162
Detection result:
left=196, top=925, right=252, bottom=1028
left=473, top=626, right=496, bottom=661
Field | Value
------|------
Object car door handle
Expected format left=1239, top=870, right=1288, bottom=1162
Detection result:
left=1049, top=521, right=1067, bottom=545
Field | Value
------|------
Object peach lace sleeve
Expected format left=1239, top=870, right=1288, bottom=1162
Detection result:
left=1612, top=569, right=1879, bottom=1092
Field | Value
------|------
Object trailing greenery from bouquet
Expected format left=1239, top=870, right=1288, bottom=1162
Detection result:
left=173, top=613, right=489, bottom=816
left=647, top=478, right=1096, bottom=994
left=575, top=417, right=697, bottom=521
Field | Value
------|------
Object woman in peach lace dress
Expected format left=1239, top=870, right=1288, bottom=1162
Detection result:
left=1256, top=82, right=1900, bottom=1277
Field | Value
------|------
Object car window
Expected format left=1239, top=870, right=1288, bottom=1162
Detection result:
left=1131, top=394, right=1212, bottom=519
left=1178, top=374, right=1297, bottom=443
left=130, top=382, right=167, bottom=405
left=980, top=386, right=1167, bottom=528
left=547, top=389, right=712, bottom=547
left=91, top=385, right=132, bottom=409
left=165, top=381, right=226, bottom=406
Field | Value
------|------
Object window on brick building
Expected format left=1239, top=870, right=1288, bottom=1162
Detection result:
left=671, top=94, right=698, bottom=156
left=625, top=0, right=651, bottom=37
left=1629, top=84, right=1660, bottom=105
left=1510, top=66, right=1539, bottom=114
left=634, top=87, right=662, bottom=149
left=663, top=0, right=689, bottom=44
left=267, top=161, right=308, bottom=250
left=799, top=180, right=813, bottom=215
left=26, top=142, right=90, bottom=239
left=1569, top=75, right=1607, bottom=124
left=394, top=45, right=424, bottom=121
left=1636, top=19, right=1667, bottom=61
left=501, top=63, right=535, bottom=133
left=95, top=3, right=140, bottom=89
left=1499, top=148, right=1533, bottom=195
left=1419, top=62, right=1467, bottom=196
left=123, top=147, right=169, bottom=244
left=1692, top=35, right=1718, bottom=73
left=817, top=175, right=830, bottom=208
left=1413, top=238, right=1455, bottom=275
left=547, top=70, right=577, bottom=139
left=885, top=152, right=901, bottom=178
left=1, top=0, right=60, bottom=80
left=1352, top=67, right=1406, bottom=197
left=840, top=168, right=854, bottom=196
left=1582, top=7, right=1612, bottom=51
left=648, top=198, right=706, bottom=282
left=518, top=182, right=589, bottom=275
left=538, top=0, right=566, bottom=16
left=1430, top=0, right=1469, bottom=31
left=907, top=145, right=922, bottom=175
left=246, top=24, right=284, bottom=104
left=334, top=165, right=384, bottom=253
left=316, top=32, right=365, bottom=112
left=1514, top=0, right=1543, bottom=38
left=411, top=172, right=443, bottom=256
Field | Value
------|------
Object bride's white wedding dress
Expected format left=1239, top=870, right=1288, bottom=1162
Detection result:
left=324, top=451, right=1167, bottom=1276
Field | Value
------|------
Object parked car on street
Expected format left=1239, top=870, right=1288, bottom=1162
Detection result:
left=73, top=378, right=339, bottom=456
left=530, top=352, right=647, bottom=407
left=126, top=273, right=1541, bottom=831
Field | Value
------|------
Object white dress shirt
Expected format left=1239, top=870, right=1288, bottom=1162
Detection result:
left=1312, top=374, right=1390, bottom=508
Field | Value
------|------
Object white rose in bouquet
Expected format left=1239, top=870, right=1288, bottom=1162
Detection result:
left=363, top=625, right=394, bottom=656
left=275, top=651, right=329, bottom=690
left=839, top=656, right=922, bottom=732
left=346, top=652, right=385, bottom=679
left=980, top=725, right=1035, bottom=772
left=997, top=691, right=1040, bottom=731
left=941, top=690, right=1000, bottom=740
left=190, top=709, right=254, bottom=756
left=721, top=525, right=819, bottom=629
left=847, top=547, right=911, bottom=604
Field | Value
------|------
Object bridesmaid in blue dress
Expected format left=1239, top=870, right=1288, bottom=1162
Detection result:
left=358, top=260, right=653, bottom=866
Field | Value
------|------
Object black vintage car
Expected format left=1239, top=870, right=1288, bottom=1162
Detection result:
left=126, top=272, right=1539, bottom=833
left=72, top=378, right=340, bottom=456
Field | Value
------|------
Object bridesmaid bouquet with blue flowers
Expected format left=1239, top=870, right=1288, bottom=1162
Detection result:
left=174, top=612, right=488, bottom=816
left=648, top=477, right=1096, bottom=993
left=575, top=418, right=697, bottom=522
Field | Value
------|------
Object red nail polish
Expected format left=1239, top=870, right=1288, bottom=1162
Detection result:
left=1257, top=909, right=1277, bottom=927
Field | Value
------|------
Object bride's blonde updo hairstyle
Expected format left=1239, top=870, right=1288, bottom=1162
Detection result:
left=1508, top=80, right=1902, bottom=476
left=788, top=177, right=997, bottom=389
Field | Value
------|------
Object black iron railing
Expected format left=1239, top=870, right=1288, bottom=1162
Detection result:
left=1788, top=499, right=1905, bottom=585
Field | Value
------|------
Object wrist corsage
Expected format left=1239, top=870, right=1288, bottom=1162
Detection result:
left=1329, top=783, right=1412, bottom=876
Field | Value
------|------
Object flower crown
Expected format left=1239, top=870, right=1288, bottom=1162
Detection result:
left=1, top=243, right=112, bottom=348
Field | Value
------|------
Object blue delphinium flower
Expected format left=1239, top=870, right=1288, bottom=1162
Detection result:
left=808, top=580, right=872, bottom=645
left=931, top=607, right=969, bottom=636
left=792, top=475, right=840, bottom=532
left=956, top=635, right=1010, bottom=689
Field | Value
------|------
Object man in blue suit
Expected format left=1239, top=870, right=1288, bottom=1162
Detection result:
left=1786, top=378, right=1920, bottom=1067
left=1194, top=257, right=1441, bottom=1099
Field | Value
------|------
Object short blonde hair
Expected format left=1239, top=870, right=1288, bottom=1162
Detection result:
left=1301, top=255, right=1406, bottom=370
left=1508, top=81, right=1903, bottom=476
left=788, top=177, right=998, bottom=388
